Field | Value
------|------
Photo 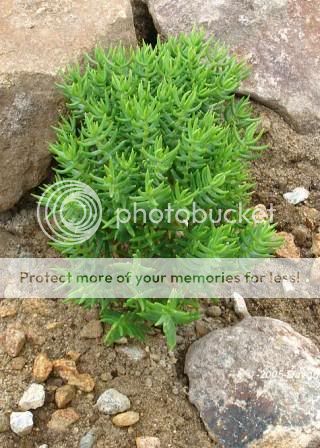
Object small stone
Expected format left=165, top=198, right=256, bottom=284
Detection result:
left=11, top=356, right=26, bottom=370
left=46, top=321, right=64, bottom=330
left=53, top=358, right=95, bottom=392
left=96, top=389, right=131, bottom=415
left=136, top=437, right=161, bottom=448
left=232, top=292, right=250, bottom=319
left=33, top=353, right=53, bottom=382
left=25, top=328, right=45, bottom=346
left=55, top=385, right=76, bottom=409
left=206, top=305, right=222, bottom=318
left=53, top=358, right=78, bottom=379
left=10, top=411, right=33, bottom=436
left=145, top=378, right=153, bottom=388
left=312, top=233, right=320, bottom=257
left=5, top=327, right=26, bottom=357
left=300, top=206, right=320, bottom=230
left=19, top=383, right=45, bottom=411
left=276, top=232, right=300, bottom=258
left=112, top=411, right=140, bottom=427
left=80, top=320, right=103, bottom=339
left=38, top=445, right=48, bottom=448
left=195, top=321, right=209, bottom=338
left=283, top=187, right=309, bottom=205
left=292, top=225, right=310, bottom=247
left=0, top=304, right=18, bottom=318
left=100, top=372, right=112, bottom=382
left=80, top=430, right=96, bottom=448
left=0, top=413, right=9, bottom=433
left=47, top=408, right=80, bottom=432
left=115, top=345, right=146, bottom=362
left=68, top=373, right=95, bottom=393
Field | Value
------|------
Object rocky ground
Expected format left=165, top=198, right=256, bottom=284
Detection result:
left=1, top=297, right=320, bottom=448
left=0, top=102, right=319, bottom=447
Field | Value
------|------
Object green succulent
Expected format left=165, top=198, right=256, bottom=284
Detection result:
left=39, top=31, right=281, bottom=349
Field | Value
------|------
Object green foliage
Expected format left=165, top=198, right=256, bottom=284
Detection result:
left=40, top=31, right=281, bottom=349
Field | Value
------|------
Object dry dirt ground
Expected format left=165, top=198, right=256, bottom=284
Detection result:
left=0, top=102, right=319, bottom=447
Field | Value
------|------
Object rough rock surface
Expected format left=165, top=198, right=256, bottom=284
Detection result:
left=47, top=408, right=80, bottom=432
left=112, top=411, right=140, bottom=427
left=19, top=383, right=45, bottom=411
left=53, top=358, right=95, bottom=392
left=33, top=352, right=53, bottom=382
left=276, top=232, right=300, bottom=258
left=79, top=430, right=96, bottom=448
left=96, top=388, right=131, bottom=415
left=4, top=327, right=26, bottom=357
left=115, top=345, right=147, bottom=362
left=185, top=317, right=320, bottom=448
left=146, top=0, right=320, bottom=133
left=10, top=411, right=33, bottom=436
left=0, top=0, right=137, bottom=211
left=55, top=385, right=76, bottom=409
left=232, top=292, right=250, bottom=318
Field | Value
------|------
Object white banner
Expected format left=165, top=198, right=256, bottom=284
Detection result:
left=0, top=258, right=319, bottom=299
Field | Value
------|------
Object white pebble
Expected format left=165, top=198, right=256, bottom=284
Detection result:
left=115, top=345, right=146, bottom=362
left=232, top=292, right=250, bottom=318
left=10, top=411, right=33, bottom=436
left=19, top=384, right=45, bottom=411
left=80, top=430, right=96, bottom=448
left=96, top=388, right=130, bottom=415
left=283, top=187, right=309, bottom=205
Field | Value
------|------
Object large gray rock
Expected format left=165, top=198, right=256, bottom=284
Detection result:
left=185, top=317, right=320, bottom=448
left=146, top=0, right=320, bottom=134
left=0, top=0, right=137, bottom=212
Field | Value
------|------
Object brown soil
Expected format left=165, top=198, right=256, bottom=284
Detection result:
left=0, top=102, right=319, bottom=447
left=252, top=104, right=320, bottom=256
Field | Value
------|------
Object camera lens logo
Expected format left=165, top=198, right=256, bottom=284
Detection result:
left=37, top=180, right=102, bottom=245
